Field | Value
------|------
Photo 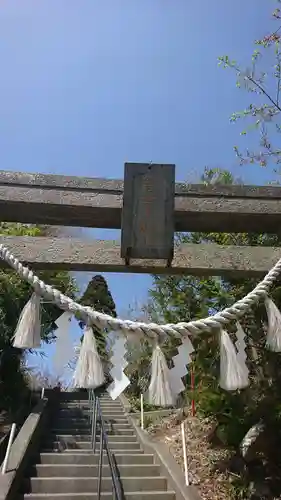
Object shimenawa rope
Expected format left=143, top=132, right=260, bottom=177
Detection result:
left=0, top=242, right=280, bottom=338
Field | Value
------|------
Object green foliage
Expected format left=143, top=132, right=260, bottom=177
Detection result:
left=138, top=415, right=154, bottom=429
left=132, top=167, right=281, bottom=497
left=0, top=222, right=77, bottom=414
left=126, top=5, right=281, bottom=495
left=229, top=478, right=250, bottom=500
left=127, top=169, right=281, bottom=449
left=79, top=275, right=116, bottom=316
left=78, top=275, right=116, bottom=361
left=125, top=338, right=153, bottom=397
left=129, top=395, right=160, bottom=413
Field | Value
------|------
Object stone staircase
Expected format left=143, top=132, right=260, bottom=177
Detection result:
left=20, top=393, right=176, bottom=500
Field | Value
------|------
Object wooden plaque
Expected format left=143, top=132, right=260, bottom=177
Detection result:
left=121, top=163, right=175, bottom=261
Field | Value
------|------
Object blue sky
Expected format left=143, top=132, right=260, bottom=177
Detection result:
left=0, top=0, right=276, bottom=377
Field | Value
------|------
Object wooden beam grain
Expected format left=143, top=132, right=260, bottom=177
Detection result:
left=0, top=236, right=279, bottom=277
left=121, top=163, right=175, bottom=259
left=1, top=169, right=281, bottom=233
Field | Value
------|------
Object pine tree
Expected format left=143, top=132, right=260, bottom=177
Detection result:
left=78, top=275, right=117, bottom=363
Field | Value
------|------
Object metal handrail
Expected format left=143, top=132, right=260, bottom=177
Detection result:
left=88, top=389, right=124, bottom=500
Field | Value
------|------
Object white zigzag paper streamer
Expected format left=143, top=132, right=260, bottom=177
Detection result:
left=169, top=336, right=194, bottom=396
left=235, top=322, right=249, bottom=375
left=107, top=333, right=130, bottom=400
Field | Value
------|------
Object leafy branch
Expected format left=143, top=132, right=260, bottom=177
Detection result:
left=218, top=3, right=281, bottom=168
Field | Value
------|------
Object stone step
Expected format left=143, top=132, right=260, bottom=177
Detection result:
left=32, top=464, right=161, bottom=478
left=39, top=453, right=154, bottom=465
left=51, top=428, right=134, bottom=436
left=56, top=414, right=128, bottom=424
left=58, top=410, right=127, bottom=418
left=58, top=404, right=124, bottom=409
left=59, top=408, right=125, bottom=413
left=27, top=477, right=167, bottom=494
left=58, top=404, right=119, bottom=409
left=58, top=395, right=113, bottom=399
left=61, top=402, right=124, bottom=407
left=53, top=420, right=132, bottom=428
left=60, top=398, right=117, bottom=402
left=56, top=418, right=129, bottom=425
left=60, top=404, right=124, bottom=410
left=92, top=399, right=123, bottom=402
left=63, top=411, right=126, bottom=417
left=59, top=399, right=122, bottom=403
left=44, top=440, right=140, bottom=451
left=60, top=399, right=121, bottom=403
left=23, top=490, right=176, bottom=500
left=41, top=448, right=144, bottom=455
left=49, top=435, right=137, bottom=443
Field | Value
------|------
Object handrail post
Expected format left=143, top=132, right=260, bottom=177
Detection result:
left=88, top=389, right=90, bottom=422
left=88, top=389, right=93, bottom=423
left=97, top=423, right=104, bottom=500
left=91, top=393, right=98, bottom=452
left=96, top=398, right=123, bottom=500
left=2, top=423, right=17, bottom=474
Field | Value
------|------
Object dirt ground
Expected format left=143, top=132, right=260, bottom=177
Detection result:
left=147, top=411, right=234, bottom=500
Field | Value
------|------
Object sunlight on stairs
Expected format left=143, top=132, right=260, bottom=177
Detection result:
left=19, top=394, right=176, bottom=500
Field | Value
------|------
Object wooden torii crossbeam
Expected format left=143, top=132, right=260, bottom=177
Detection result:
left=0, top=163, right=281, bottom=277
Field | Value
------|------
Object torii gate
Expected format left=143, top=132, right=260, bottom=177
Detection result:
left=0, top=162, right=281, bottom=402
left=0, top=162, right=279, bottom=277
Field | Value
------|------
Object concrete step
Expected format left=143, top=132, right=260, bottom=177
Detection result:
left=64, top=411, right=126, bottom=417
left=55, top=417, right=130, bottom=425
left=56, top=414, right=128, bottom=424
left=44, top=440, right=141, bottom=450
left=49, top=435, right=137, bottom=443
left=58, top=410, right=127, bottom=418
left=54, top=420, right=132, bottom=428
left=60, top=398, right=118, bottom=402
left=60, top=399, right=122, bottom=404
left=41, top=448, right=144, bottom=455
left=27, top=476, right=167, bottom=494
left=58, top=408, right=125, bottom=413
left=56, top=417, right=129, bottom=425
left=61, top=403, right=124, bottom=408
left=32, top=464, right=161, bottom=478
left=51, top=428, right=135, bottom=435
left=59, top=400, right=121, bottom=403
left=58, top=405, right=125, bottom=410
left=39, top=453, right=154, bottom=465
left=60, top=404, right=124, bottom=411
left=23, top=490, right=176, bottom=500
